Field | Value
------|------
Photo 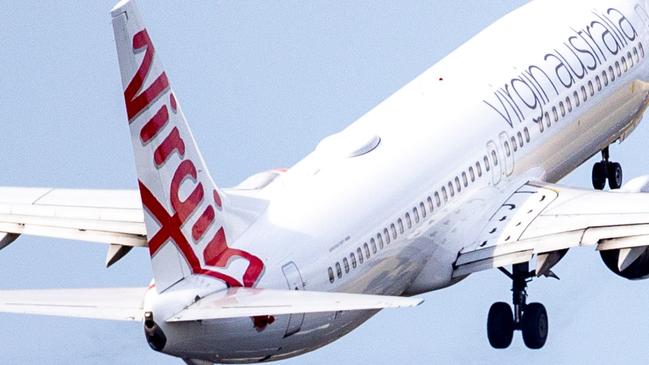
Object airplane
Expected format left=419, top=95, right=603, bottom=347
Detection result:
left=2, top=0, right=649, bottom=363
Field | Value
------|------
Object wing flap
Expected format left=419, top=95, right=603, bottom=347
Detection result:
left=453, top=181, right=649, bottom=278
left=0, top=287, right=147, bottom=321
left=167, top=288, right=423, bottom=322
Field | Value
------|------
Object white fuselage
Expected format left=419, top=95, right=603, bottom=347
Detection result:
left=148, top=1, right=649, bottom=362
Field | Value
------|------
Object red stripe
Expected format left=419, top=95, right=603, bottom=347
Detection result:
left=140, top=106, right=169, bottom=143
left=138, top=181, right=264, bottom=288
left=124, top=30, right=170, bottom=122
left=192, top=205, right=215, bottom=241
left=153, top=127, right=186, bottom=166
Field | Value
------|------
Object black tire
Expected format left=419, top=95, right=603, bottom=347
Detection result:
left=607, top=162, right=623, bottom=190
left=592, top=162, right=606, bottom=190
left=521, top=302, right=548, bottom=349
left=487, top=302, right=514, bottom=349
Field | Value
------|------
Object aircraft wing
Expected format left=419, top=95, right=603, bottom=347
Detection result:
left=0, top=187, right=146, bottom=266
left=0, top=287, right=147, bottom=321
left=167, top=288, right=423, bottom=322
left=453, top=179, right=649, bottom=278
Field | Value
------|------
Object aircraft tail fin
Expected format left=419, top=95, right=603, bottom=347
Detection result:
left=111, top=0, right=264, bottom=293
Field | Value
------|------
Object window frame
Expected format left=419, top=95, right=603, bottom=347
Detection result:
left=524, top=127, right=530, bottom=143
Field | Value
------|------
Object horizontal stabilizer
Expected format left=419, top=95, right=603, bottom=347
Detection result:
left=0, top=287, right=147, bottom=321
left=167, top=288, right=423, bottom=322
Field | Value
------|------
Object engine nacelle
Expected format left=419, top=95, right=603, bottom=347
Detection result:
left=600, top=247, right=649, bottom=280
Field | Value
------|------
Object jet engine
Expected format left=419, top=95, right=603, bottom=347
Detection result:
left=600, top=246, right=649, bottom=280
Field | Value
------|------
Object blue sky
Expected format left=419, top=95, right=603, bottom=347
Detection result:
left=2, top=1, right=649, bottom=364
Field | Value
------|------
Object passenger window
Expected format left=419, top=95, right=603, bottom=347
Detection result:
left=363, top=243, right=370, bottom=259
left=588, top=80, right=595, bottom=95
left=420, top=202, right=427, bottom=218
left=596, top=76, right=602, bottom=91
left=581, top=85, right=587, bottom=101
left=370, top=238, right=377, bottom=253
left=377, top=233, right=384, bottom=249
left=615, top=61, right=621, bottom=76
left=510, top=137, right=517, bottom=152
left=476, top=161, right=483, bottom=176
left=328, top=267, right=335, bottom=283
left=484, top=156, right=491, bottom=172
left=566, top=97, right=572, bottom=112
left=390, top=223, right=397, bottom=239
left=544, top=112, right=551, bottom=126
left=350, top=252, right=357, bottom=268
left=622, top=56, right=628, bottom=71
left=343, top=258, right=349, bottom=273
left=504, top=141, right=511, bottom=157
left=384, top=228, right=391, bottom=244
left=413, top=207, right=420, bottom=223
left=602, top=70, right=609, bottom=86
left=559, top=102, right=565, bottom=117
left=552, top=106, right=558, bottom=122
left=335, top=262, right=342, bottom=278
left=448, top=182, right=455, bottom=197
left=634, top=47, right=640, bottom=62
left=517, top=132, right=523, bottom=147
left=427, top=196, right=434, bottom=211
left=491, top=150, right=498, bottom=166
left=462, top=172, right=468, bottom=186
left=628, top=51, right=634, bottom=66
left=573, top=91, right=579, bottom=107
left=434, top=191, right=442, bottom=206
left=442, top=186, right=448, bottom=201
left=357, top=248, right=364, bottom=264
left=398, top=218, right=405, bottom=233
left=608, top=66, right=615, bottom=81
left=524, top=127, right=530, bottom=142
left=469, top=167, right=475, bottom=181
left=538, top=117, right=545, bottom=133
left=405, top=213, right=412, bottom=228
left=639, top=42, right=645, bottom=57
left=454, top=177, right=461, bottom=191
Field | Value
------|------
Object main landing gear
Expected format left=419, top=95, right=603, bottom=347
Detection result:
left=592, top=147, right=622, bottom=190
left=487, top=263, right=548, bottom=349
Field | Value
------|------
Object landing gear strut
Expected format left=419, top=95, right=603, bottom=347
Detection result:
left=487, top=263, right=548, bottom=349
left=592, top=147, right=622, bottom=190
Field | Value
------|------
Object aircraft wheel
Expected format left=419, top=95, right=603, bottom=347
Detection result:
left=607, top=162, right=623, bottom=190
left=487, top=302, right=514, bottom=349
left=592, top=162, right=607, bottom=190
left=521, top=302, right=548, bottom=349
